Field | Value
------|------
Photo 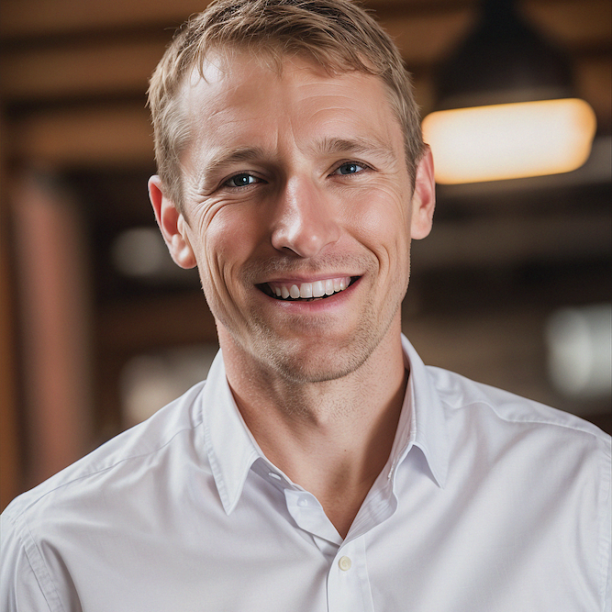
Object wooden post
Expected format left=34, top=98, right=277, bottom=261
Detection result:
left=0, top=136, right=22, bottom=508
left=11, top=169, right=93, bottom=489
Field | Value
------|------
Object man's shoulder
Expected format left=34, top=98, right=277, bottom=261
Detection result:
left=427, top=364, right=610, bottom=446
left=2, top=380, right=208, bottom=528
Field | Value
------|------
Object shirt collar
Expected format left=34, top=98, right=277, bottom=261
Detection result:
left=200, top=350, right=261, bottom=515
left=201, top=335, right=449, bottom=515
left=398, top=334, right=449, bottom=489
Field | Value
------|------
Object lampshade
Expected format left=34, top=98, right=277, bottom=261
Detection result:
left=423, top=98, right=596, bottom=184
left=423, top=0, right=597, bottom=184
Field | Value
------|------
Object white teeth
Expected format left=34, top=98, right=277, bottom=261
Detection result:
left=333, top=278, right=346, bottom=292
left=313, top=281, right=325, bottom=297
left=268, top=277, right=353, bottom=300
left=300, top=283, right=313, bottom=298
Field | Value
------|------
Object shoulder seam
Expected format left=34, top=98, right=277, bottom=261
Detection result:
left=9, top=416, right=204, bottom=520
left=441, top=395, right=609, bottom=441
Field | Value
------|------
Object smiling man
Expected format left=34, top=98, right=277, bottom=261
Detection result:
left=1, top=1, right=610, bottom=611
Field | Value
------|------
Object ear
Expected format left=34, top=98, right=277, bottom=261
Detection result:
left=148, top=175, right=197, bottom=269
left=410, top=146, right=436, bottom=240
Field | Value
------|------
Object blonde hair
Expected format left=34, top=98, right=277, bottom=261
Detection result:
left=148, top=0, right=424, bottom=209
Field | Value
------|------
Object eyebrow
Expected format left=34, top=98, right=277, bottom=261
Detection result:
left=313, top=136, right=397, bottom=164
left=201, top=146, right=269, bottom=178
left=197, top=135, right=397, bottom=187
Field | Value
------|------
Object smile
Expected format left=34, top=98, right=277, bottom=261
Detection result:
left=259, top=276, right=358, bottom=301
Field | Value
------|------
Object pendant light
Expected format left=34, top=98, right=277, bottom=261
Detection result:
left=422, top=0, right=597, bottom=184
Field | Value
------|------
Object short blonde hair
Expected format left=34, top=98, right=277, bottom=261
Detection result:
left=148, top=0, right=424, bottom=209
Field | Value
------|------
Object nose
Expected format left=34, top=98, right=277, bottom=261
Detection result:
left=270, top=176, right=340, bottom=258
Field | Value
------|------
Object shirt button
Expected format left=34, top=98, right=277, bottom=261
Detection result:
left=338, top=556, right=352, bottom=571
left=298, top=496, right=309, bottom=507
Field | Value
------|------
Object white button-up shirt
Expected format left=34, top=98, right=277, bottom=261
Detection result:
left=2, top=336, right=610, bottom=611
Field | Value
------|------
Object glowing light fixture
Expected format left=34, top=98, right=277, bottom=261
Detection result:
left=423, top=0, right=597, bottom=184
left=545, top=304, right=611, bottom=400
left=423, top=98, right=596, bottom=184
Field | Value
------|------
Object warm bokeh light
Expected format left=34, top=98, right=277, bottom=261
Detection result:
left=422, top=98, right=597, bottom=184
left=545, top=304, right=611, bottom=399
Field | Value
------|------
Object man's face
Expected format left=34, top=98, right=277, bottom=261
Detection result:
left=151, top=53, right=434, bottom=383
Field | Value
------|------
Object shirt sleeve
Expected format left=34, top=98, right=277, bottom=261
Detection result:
left=0, top=512, right=56, bottom=612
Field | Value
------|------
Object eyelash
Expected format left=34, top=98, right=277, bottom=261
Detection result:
left=221, top=160, right=370, bottom=189
left=223, top=173, right=262, bottom=188
left=332, top=161, right=370, bottom=176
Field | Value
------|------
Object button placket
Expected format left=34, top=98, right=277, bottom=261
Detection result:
left=327, top=538, right=374, bottom=612
left=284, top=489, right=343, bottom=546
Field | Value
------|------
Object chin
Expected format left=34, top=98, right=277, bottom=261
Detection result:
left=253, top=329, right=382, bottom=385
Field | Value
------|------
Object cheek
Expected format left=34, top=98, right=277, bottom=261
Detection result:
left=192, top=206, right=262, bottom=290
left=347, top=186, right=412, bottom=257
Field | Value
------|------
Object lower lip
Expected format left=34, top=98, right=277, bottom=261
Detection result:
left=259, top=277, right=362, bottom=312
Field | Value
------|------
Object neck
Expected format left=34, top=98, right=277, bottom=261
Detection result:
left=220, top=325, right=408, bottom=538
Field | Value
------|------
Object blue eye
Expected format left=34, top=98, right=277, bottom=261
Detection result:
left=335, top=162, right=365, bottom=175
left=225, top=173, right=258, bottom=187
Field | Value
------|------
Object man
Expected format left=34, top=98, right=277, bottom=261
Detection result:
left=1, top=0, right=610, bottom=610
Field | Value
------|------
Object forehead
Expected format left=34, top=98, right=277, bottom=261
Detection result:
left=178, top=51, right=403, bottom=166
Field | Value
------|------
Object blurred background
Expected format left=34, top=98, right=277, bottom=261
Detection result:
left=1, top=0, right=610, bottom=510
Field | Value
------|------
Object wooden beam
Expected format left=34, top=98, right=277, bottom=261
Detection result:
left=3, top=2, right=608, bottom=99
left=0, top=38, right=165, bottom=101
left=1, top=0, right=608, bottom=49
left=0, top=0, right=211, bottom=40
left=8, top=104, right=154, bottom=168
left=0, top=0, right=473, bottom=40
left=523, top=0, right=612, bottom=49
left=413, top=210, right=611, bottom=270
left=0, top=9, right=475, bottom=102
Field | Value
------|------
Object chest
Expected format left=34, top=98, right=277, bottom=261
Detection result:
left=41, top=465, right=601, bottom=612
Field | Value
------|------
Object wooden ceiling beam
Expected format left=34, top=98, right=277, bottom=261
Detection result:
left=0, top=38, right=163, bottom=101
left=523, top=0, right=612, bottom=48
left=0, top=8, right=475, bottom=103
left=8, top=104, right=154, bottom=167
left=0, top=0, right=473, bottom=40
left=0, top=0, right=211, bottom=40
left=1, top=5, right=608, bottom=104
left=413, top=210, right=612, bottom=270
left=1, top=0, right=608, bottom=48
